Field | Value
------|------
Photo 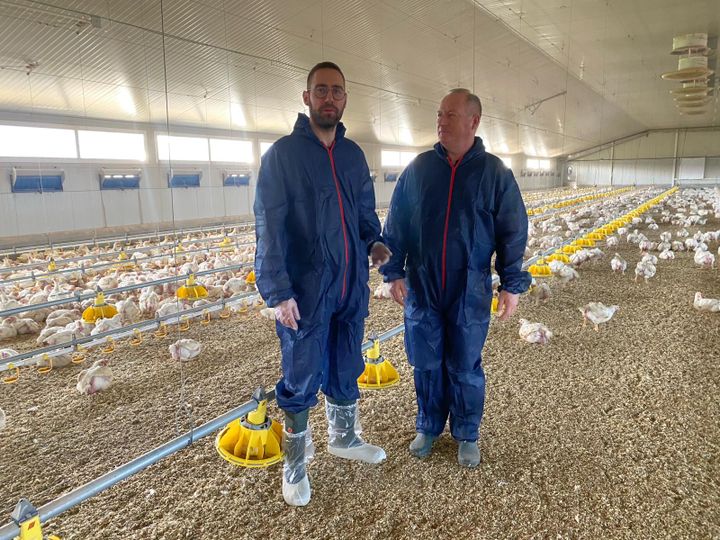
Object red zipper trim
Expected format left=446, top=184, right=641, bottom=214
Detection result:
left=441, top=155, right=463, bottom=291
left=326, top=142, right=349, bottom=299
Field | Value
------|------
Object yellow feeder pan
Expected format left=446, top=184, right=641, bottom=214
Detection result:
left=562, top=245, right=581, bottom=254
left=173, top=244, right=185, bottom=255
left=118, top=250, right=128, bottom=261
left=572, top=238, right=595, bottom=247
left=357, top=336, right=400, bottom=389
left=587, top=232, right=605, bottom=241
left=245, top=270, right=256, bottom=285
left=546, top=253, right=570, bottom=263
left=177, top=274, right=208, bottom=300
left=82, top=289, right=118, bottom=323
left=218, top=236, right=234, bottom=251
left=216, top=389, right=283, bottom=468
left=47, top=258, right=57, bottom=272
left=528, top=263, right=552, bottom=277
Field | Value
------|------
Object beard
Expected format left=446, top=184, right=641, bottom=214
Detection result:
left=309, top=103, right=344, bottom=130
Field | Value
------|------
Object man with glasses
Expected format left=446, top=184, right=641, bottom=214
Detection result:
left=254, top=61, right=392, bottom=506
left=380, top=89, right=530, bottom=468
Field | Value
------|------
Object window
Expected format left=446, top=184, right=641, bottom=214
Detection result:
left=382, top=150, right=417, bottom=168
left=260, top=141, right=274, bottom=157
left=100, top=168, right=141, bottom=190
left=79, top=131, right=146, bottom=161
left=384, top=172, right=400, bottom=182
left=527, top=158, right=552, bottom=171
left=499, top=156, right=513, bottom=169
left=169, top=168, right=202, bottom=188
left=223, top=170, right=251, bottom=186
left=210, top=139, right=253, bottom=163
left=11, top=167, right=64, bottom=192
left=157, top=135, right=209, bottom=162
left=0, top=125, right=77, bottom=158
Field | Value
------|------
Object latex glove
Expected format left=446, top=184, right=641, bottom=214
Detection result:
left=275, top=298, right=301, bottom=330
left=389, top=279, right=407, bottom=307
left=370, top=242, right=392, bottom=268
left=496, top=290, right=519, bottom=321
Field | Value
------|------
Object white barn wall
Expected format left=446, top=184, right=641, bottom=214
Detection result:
left=568, top=127, right=720, bottom=188
left=0, top=112, right=564, bottom=247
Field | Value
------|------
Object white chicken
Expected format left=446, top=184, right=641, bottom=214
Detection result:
left=634, top=261, right=656, bottom=283
left=548, top=260, right=579, bottom=286
left=605, top=236, right=619, bottom=247
left=7, top=318, right=39, bottom=335
left=258, top=307, right=277, bottom=321
left=518, top=319, right=553, bottom=344
left=34, top=353, right=73, bottom=369
left=527, top=280, right=552, bottom=305
left=693, top=292, right=720, bottom=313
left=76, top=359, right=113, bottom=395
left=641, top=253, right=658, bottom=266
left=0, top=319, right=18, bottom=340
left=693, top=249, right=715, bottom=269
left=579, top=302, right=619, bottom=331
left=139, top=289, right=160, bottom=314
left=0, top=348, right=18, bottom=359
left=610, top=253, right=627, bottom=274
left=90, top=314, right=123, bottom=336
left=658, top=249, right=675, bottom=260
left=116, top=298, right=141, bottom=324
left=169, top=339, right=202, bottom=361
left=373, top=282, right=392, bottom=299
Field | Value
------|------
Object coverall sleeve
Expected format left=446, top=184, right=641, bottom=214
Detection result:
left=358, top=161, right=383, bottom=254
left=493, top=169, right=531, bottom=294
left=253, top=148, right=295, bottom=307
left=380, top=169, right=410, bottom=282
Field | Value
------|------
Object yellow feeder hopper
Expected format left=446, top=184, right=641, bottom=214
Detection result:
left=176, top=274, right=208, bottom=300
left=82, top=288, right=118, bottom=323
left=216, top=388, right=283, bottom=468
left=528, top=263, right=552, bottom=277
left=218, top=236, right=234, bottom=252
left=357, top=333, right=400, bottom=389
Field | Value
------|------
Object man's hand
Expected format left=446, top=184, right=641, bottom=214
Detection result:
left=389, top=279, right=407, bottom=307
left=370, top=242, right=392, bottom=268
left=496, top=290, right=519, bottom=321
left=275, top=298, right=301, bottom=330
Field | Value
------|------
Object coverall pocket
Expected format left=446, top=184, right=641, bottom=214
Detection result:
left=462, top=268, right=492, bottom=324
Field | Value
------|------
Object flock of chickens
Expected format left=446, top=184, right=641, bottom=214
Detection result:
left=378, top=187, right=719, bottom=344
left=513, top=187, right=720, bottom=343
left=1, top=188, right=719, bottom=414
left=0, top=229, right=261, bottom=399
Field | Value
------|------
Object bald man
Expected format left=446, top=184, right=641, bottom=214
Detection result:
left=380, top=88, right=530, bottom=467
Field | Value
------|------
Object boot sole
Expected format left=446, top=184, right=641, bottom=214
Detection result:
left=327, top=445, right=386, bottom=464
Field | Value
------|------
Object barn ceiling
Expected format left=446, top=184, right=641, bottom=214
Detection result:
left=0, top=0, right=717, bottom=157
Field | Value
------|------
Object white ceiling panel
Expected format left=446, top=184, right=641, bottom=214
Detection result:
left=0, top=0, right=717, bottom=158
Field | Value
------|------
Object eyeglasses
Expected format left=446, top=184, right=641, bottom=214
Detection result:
left=311, top=85, right=346, bottom=100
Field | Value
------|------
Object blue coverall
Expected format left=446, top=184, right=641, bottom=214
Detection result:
left=381, top=137, right=531, bottom=441
left=254, top=113, right=382, bottom=413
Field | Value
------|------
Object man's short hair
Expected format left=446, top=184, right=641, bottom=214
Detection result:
left=449, top=88, right=482, bottom=117
left=307, top=61, right=346, bottom=89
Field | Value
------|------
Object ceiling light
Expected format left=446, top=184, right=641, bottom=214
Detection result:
left=670, top=33, right=710, bottom=55
left=661, top=55, right=713, bottom=81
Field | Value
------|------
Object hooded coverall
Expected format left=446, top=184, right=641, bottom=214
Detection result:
left=254, top=113, right=382, bottom=413
left=380, top=137, right=531, bottom=441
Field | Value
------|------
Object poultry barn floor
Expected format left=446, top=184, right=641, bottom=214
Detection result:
left=1, top=215, right=719, bottom=540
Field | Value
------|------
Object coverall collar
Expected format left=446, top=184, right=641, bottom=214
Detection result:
left=433, top=136, right=486, bottom=166
left=293, top=113, right=347, bottom=147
